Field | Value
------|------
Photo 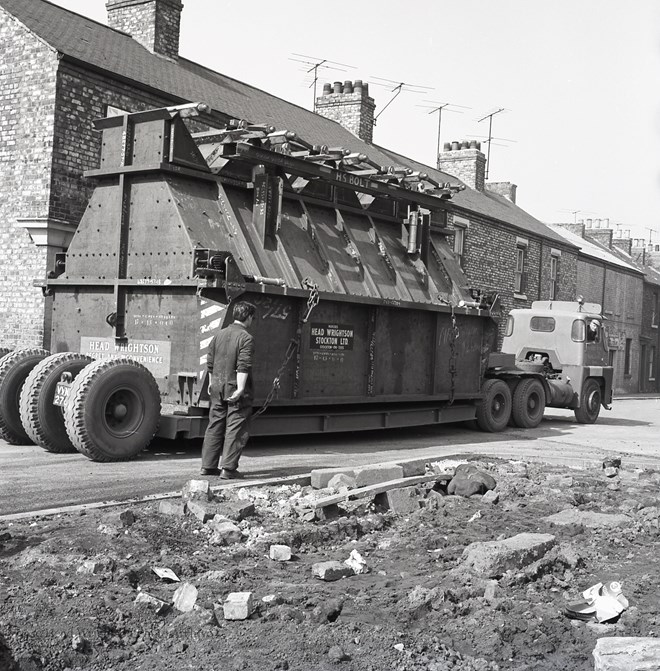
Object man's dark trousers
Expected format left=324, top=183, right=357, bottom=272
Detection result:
left=201, top=394, right=251, bottom=471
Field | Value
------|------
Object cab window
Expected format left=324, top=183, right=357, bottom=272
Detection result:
left=571, top=319, right=586, bottom=342
left=504, top=315, right=514, bottom=337
left=530, top=316, right=555, bottom=332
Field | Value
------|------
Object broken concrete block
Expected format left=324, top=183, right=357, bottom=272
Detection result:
left=214, top=500, right=255, bottom=522
left=104, top=510, right=136, bottom=528
left=269, top=544, right=292, bottom=562
left=186, top=500, right=214, bottom=523
left=182, top=479, right=212, bottom=501
left=208, top=520, right=243, bottom=546
left=173, top=583, right=198, bottom=612
left=482, top=490, right=500, bottom=504
left=354, top=464, right=404, bottom=488
left=96, top=524, right=120, bottom=537
left=544, top=509, right=631, bottom=529
left=223, top=592, right=255, bottom=620
left=448, top=464, right=497, bottom=497
left=462, top=532, right=557, bottom=578
left=603, top=466, right=619, bottom=478
left=262, top=594, right=285, bottom=605
left=77, top=558, right=114, bottom=575
left=394, top=458, right=428, bottom=477
left=327, top=473, right=356, bottom=491
left=158, top=500, right=186, bottom=517
left=593, top=636, right=660, bottom=670
left=344, top=549, right=369, bottom=574
left=134, top=591, right=170, bottom=614
left=375, top=486, right=419, bottom=515
left=311, top=467, right=356, bottom=489
left=312, top=561, right=354, bottom=581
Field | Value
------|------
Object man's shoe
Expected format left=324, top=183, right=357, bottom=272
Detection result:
left=220, top=469, right=244, bottom=480
left=200, top=468, right=222, bottom=476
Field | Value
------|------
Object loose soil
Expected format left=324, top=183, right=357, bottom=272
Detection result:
left=1, top=457, right=659, bottom=671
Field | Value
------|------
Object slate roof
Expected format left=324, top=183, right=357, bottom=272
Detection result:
left=1, top=0, right=576, bottom=249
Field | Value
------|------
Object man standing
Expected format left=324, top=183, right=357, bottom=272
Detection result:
left=200, top=301, right=256, bottom=479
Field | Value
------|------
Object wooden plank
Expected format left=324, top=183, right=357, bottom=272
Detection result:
left=312, top=472, right=453, bottom=509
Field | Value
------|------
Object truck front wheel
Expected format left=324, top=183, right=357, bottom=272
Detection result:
left=476, top=379, right=512, bottom=432
left=63, top=357, right=161, bottom=462
left=574, top=378, right=601, bottom=424
left=511, top=378, right=546, bottom=428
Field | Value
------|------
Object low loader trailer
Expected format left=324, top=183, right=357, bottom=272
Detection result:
left=0, top=105, right=613, bottom=461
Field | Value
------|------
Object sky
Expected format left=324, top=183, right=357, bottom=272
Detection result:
left=50, top=0, right=660, bottom=241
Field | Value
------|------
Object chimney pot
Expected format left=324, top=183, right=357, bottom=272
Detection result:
left=354, top=80, right=363, bottom=93
left=443, top=142, right=451, bottom=151
left=343, top=80, right=353, bottom=94
left=451, top=141, right=460, bottom=150
left=322, top=82, right=332, bottom=94
left=460, top=140, right=469, bottom=149
left=333, top=81, right=342, bottom=93
left=586, top=219, right=592, bottom=227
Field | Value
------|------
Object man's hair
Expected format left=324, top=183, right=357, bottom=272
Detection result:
left=233, top=301, right=256, bottom=323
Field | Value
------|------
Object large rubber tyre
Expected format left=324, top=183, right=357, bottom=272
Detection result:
left=19, top=352, right=93, bottom=453
left=63, top=357, right=161, bottom=462
left=574, top=378, right=602, bottom=424
left=511, top=378, right=546, bottom=429
left=476, top=379, right=512, bottom=432
left=0, top=348, right=11, bottom=360
left=0, top=348, right=50, bottom=444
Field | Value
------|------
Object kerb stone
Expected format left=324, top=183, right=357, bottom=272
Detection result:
left=375, top=486, right=419, bottom=515
left=186, top=500, right=214, bottom=523
left=462, top=533, right=556, bottom=578
left=311, top=467, right=356, bottom=489
left=593, top=636, right=660, bottom=670
left=214, top=501, right=255, bottom=522
left=354, top=464, right=404, bottom=488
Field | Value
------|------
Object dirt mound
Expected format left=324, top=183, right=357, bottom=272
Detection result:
left=1, top=458, right=659, bottom=670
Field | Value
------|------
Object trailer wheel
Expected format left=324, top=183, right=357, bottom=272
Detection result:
left=0, top=348, right=50, bottom=444
left=574, top=378, right=601, bottom=424
left=0, top=348, right=11, bottom=360
left=511, top=378, right=546, bottom=429
left=19, top=352, right=93, bottom=453
left=64, top=357, right=161, bottom=462
left=476, top=379, right=512, bottom=432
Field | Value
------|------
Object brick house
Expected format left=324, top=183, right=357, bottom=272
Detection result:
left=550, top=222, right=647, bottom=394
left=1, top=0, right=578, bottom=350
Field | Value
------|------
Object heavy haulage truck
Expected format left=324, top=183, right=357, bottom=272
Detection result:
left=0, top=105, right=613, bottom=462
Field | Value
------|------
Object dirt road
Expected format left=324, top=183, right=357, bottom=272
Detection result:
left=1, top=399, right=658, bottom=517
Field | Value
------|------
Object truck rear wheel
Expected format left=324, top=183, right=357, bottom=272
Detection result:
left=19, top=352, right=93, bottom=453
left=476, top=379, right=512, bottom=432
left=0, top=349, right=50, bottom=444
left=63, top=357, right=161, bottom=462
left=574, top=378, right=601, bottom=424
left=0, top=348, right=11, bottom=360
left=511, top=378, right=546, bottom=428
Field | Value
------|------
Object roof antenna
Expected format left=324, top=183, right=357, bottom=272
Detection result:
left=477, top=108, right=508, bottom=179
left=370, top=76, right=433, bottom=125
left=289, top=53, right=355, bottom=111
left=417, top=101, right=471, bottom=159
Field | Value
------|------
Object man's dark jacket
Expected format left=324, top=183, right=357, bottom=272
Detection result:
left=207, top=322, right=254, bottom=404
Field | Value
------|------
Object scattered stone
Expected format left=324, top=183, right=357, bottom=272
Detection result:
left=448, top=463, right=497, bottom=497
left=328, top=473, right=356, bottom=491
left=483, top=580, right=499, bottom=603
left=208, top=519, right=243, bottom=546
left=182, top=479, right=213, bottom=501
left=395, top=457, right=428, bottom=477
left=262, top=594, right=285, bottom=605
left=354, top=464, right=404, bottom=488
left=344, top=549, right=369, bottom=574
left=158, top=500, right=186, bottom=517
left=603, top=467, right=619, bottom=478
left=311, top=467, right=356, bottom=489
left=312, top=561, right=354, bottom=581
left=462, top=532, right=557, bottom=578
left=545, top=474, right=574, bottom=488
left=104, top=510, right=136, bottom=528
left=375, top=486, right=419, bottom=515
left=134, top=591, right=170, bottom=614
left=593, top=636, right=660, bottom=670
left=602, top=457, right=622, bottom=469
left=482, top=490, right=500, bottom=504
left=269, top=544, right=292, bottom=562
left=202, top=570, right=228, bottom=582
left=394, top=643, right=405, bottom=652
left=186, top=500, right=215, bottom=523
left=97, top=524, right=120, bottom=537
left=311, top=597, right=344, bottom=622
left=71, top=634, right=88, bottom=652
left=328, top=645, right=350, bottom=663
left=214, top=500, right=255, bottom=522
left=545, top=509, right=631, bottom=529
left=223, top=592, right=255, bottom=620
left=173, top=583, right=198, bottom=613
left=152, top=567, right=180, bottom=582
left=638, top=470, right=660, bottom=484
left=77, top=558, right=114, bottom=575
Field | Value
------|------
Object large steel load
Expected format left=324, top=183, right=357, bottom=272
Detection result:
left=0, top=105, right=612, bottom=461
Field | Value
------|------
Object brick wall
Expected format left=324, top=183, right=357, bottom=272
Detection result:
left=640, top=282, right=660, bottom=392
left=438, top=144, right=486, bottom=192
left=0, top=9, right=59, bottom=348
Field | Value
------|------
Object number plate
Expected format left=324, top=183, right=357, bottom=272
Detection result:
left=53, top=382, right=71, bottom=407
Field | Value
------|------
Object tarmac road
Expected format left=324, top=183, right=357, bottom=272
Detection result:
left=1, top=398, right=658, bottom=517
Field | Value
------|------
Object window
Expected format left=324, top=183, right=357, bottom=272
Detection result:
left=653, top=292, right=659, bottom=328
left=514, top=239, right=528, bottom=295
left=608, top=349, right=616, bottom=367
left=549, top=250, right=560, bottom=300
left=571, top=319, right=586, bottom=342
left=452, top=216, right=468, bottom=267
left=624, top=338, right=632, bottom=375
left=530, top=316, right=555, bottom=332
left=650, top=346, right=656, bottom=381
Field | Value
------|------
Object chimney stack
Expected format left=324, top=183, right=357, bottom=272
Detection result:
left=315, top=80, right=376, bottom=144
left=437, top=141, right=486, bottom=191
left=486, top=181, right=517, bottom=204
left=106, top=0, right=183, bottom=59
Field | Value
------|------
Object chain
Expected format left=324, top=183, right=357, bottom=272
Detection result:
left=448, top=303, right=460, bottom=405
left=254, top=278, right=319, bottom=417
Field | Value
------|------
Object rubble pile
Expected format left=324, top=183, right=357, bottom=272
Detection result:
left=0, top=457, right=659, bottom=670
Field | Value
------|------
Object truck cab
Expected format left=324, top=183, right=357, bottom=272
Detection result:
left=499, top=300, right=613, bottom=423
